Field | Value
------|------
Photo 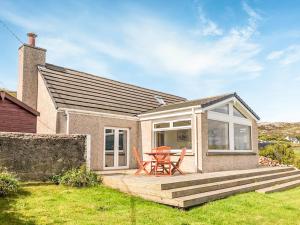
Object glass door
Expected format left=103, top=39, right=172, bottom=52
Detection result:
left=104, top=128, right=129, bottom=169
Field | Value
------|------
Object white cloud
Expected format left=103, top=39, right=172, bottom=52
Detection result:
left=267, top=45, right=300, bottom=65
left=83, top=4, right=262, bottom=79
left=266, top=50, right=285, bottom=60
left=0, top=10, right=58, bottom=32
left=39, top=37, right=86, bottom=61
left=2, top=1, right=263, bottom=82
left=195, top=6, right=223, bottom=36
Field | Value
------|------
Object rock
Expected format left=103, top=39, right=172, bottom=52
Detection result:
left=259, top=156, right=283, bottom=167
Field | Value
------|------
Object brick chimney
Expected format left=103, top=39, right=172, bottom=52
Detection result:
left=17, top=33, right=46, bottom=109
left=27, top=32, right=37, bottom=47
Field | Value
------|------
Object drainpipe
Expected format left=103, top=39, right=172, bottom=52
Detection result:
left=192, top=107, right=198, bottom=173
left=65, top=109, right=70, bottom=134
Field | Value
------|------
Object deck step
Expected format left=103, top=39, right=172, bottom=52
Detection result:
left=177, top=173, right=300, bottom=208
left=160, top=167, right=295, bottom=190
left=166, top=170, right=300, bottom=198
left=256, top=180, right=300, bottom=194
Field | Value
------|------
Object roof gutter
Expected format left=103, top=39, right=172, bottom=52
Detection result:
left=138, top=106, right=202, bottom=121
left=58, top=108, right=139, bottom=121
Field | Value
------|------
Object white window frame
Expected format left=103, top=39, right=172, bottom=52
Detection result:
left=103, top=127, right=130, bottom=170
left=153, top=119, right=192, bottom=152
left=208, top=102, right=253, bottom=153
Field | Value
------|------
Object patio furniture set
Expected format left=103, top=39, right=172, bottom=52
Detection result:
left=133, top=146, right=186, bottom=176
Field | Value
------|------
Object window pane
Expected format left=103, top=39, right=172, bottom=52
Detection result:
left=211, top=104, right=229, bottom=114
left=155, top=129, right=192, bottom=149
left=234, top=124, right=251, bottom=150
left=208, top=120, right=229, bottom=150
left=233, top=106, right=246, bottom=118
left=118, top=130, right=128, bottom=167
left=105, top=129, right=114, bottom=167
left=105, top=129, right=114, bottom=151
left=154, top=123, right=170, bottom=129
left=173, top=120, right=191, bottom=127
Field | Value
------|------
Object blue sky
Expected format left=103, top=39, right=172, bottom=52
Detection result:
left=1, top=0, right=300, bottom=122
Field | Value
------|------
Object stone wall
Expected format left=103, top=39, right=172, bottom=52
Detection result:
left=0, top=132, right=89, bottom=181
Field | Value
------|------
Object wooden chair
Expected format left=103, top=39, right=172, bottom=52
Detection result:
left=152, top=146, right=172, bottom=175
left=132, top=147, right=151, bottom=175
left=171, top=148, right=186, bottom=175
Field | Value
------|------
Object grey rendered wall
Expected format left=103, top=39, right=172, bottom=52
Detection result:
left=68, top=113, right=140, bottom=170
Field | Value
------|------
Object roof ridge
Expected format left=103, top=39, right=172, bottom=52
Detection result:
left=40, top=63, right=186, bottom=100
left=157, top=93, right=234, bottom=108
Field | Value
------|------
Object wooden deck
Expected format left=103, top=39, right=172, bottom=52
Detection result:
left=98, top=167, right=300, bottom=208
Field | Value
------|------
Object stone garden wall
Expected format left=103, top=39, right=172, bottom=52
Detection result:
left=0, top=132, right=90, bottom=181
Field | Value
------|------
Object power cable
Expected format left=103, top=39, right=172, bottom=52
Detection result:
left=0, top=19, right=24, bottom=44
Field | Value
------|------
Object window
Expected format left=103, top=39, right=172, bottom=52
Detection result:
left=155, top=129, right=192, bottom=149
left=208, top=120, right=229, bottom=150
left=155, top=96, right=166, bottom=105
left=105, top=129, right=115, bottom=151
left=233, top=106, right=246, bottom=118
left=207, top=102, right=253, bottom=152
left=118, top=130, right=127, bottom=151
left=234, top=124, right=251, bottom=150
left=211, top=104, right=229, bottom=114
left=154, top=123, right=170, bottom=129
left=104, top=128, right=129, bottom=168
left=173, top=120, right=191, bottom=127
left=153, top=119, right=192, bottom=150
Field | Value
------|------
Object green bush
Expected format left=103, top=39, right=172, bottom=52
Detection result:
left=260, top=143, right=295, bottom=165
left=294, top=158, right=300, bottom=169
left=60, top=165, right=100, bottom=187
left=50, top=174, right=62, bottom=185
left=0, top=170, right=20, bottom=197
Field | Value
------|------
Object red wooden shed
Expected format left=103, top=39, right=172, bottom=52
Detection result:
left=0, top=91, right=39, bottom=133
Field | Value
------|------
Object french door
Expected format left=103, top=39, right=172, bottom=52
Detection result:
left=104, top=127, right=129, bottom=169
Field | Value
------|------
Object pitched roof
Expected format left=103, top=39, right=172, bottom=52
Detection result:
left=143, top=92, right=260, bottom=120
left=38, top=64, right=186, bottom=116
left=0, top=91, right=40, bottom=116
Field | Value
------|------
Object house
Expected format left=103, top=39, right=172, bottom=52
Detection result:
left=0, top=91, right=39, bottom=133
left=285, top=136, right=300, bottom=144
left=16, top=33, right=260, bottom=173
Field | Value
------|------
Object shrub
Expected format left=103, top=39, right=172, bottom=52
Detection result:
left=260, top=143, right=295, bottom=165
left=60, top=165, right=100, bottom=187
left=294, top=158, right=300, bottom=169
left=50, top=174, right=62, bottom=185
left=0, top=170, right=20, bottom=197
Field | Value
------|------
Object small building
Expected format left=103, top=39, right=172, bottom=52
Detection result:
left=285, top=136, right=300, bottom=144
left=0, top=91, right=39, bottom=133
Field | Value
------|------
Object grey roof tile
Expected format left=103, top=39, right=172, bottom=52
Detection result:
left=38, top=64, right=259, bottom=120
left=38, top=64, right=186, bottom=116
left=143, top=92, right=260, bottom=120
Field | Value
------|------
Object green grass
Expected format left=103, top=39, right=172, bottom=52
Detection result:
left=1, top=184, right=300, bottom=225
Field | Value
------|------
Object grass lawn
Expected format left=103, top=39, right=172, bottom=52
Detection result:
left=1, top=184, right=300, bottom=225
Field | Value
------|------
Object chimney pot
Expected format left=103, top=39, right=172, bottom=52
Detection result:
left=27, top=32, right=37, bottom=47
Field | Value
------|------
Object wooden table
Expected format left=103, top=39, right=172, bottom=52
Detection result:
left=145, top=152, right=177, bottom=176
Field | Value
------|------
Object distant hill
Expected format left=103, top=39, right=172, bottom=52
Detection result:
left=258, top=122, right=300, bottom=140
left=0, top=88, right=17, bottom=97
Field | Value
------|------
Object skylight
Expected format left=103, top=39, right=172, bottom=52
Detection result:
left=155, top=96, right=166, bottom=105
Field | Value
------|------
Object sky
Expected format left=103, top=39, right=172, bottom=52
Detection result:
left=1, top=0, right=300, bottom=122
